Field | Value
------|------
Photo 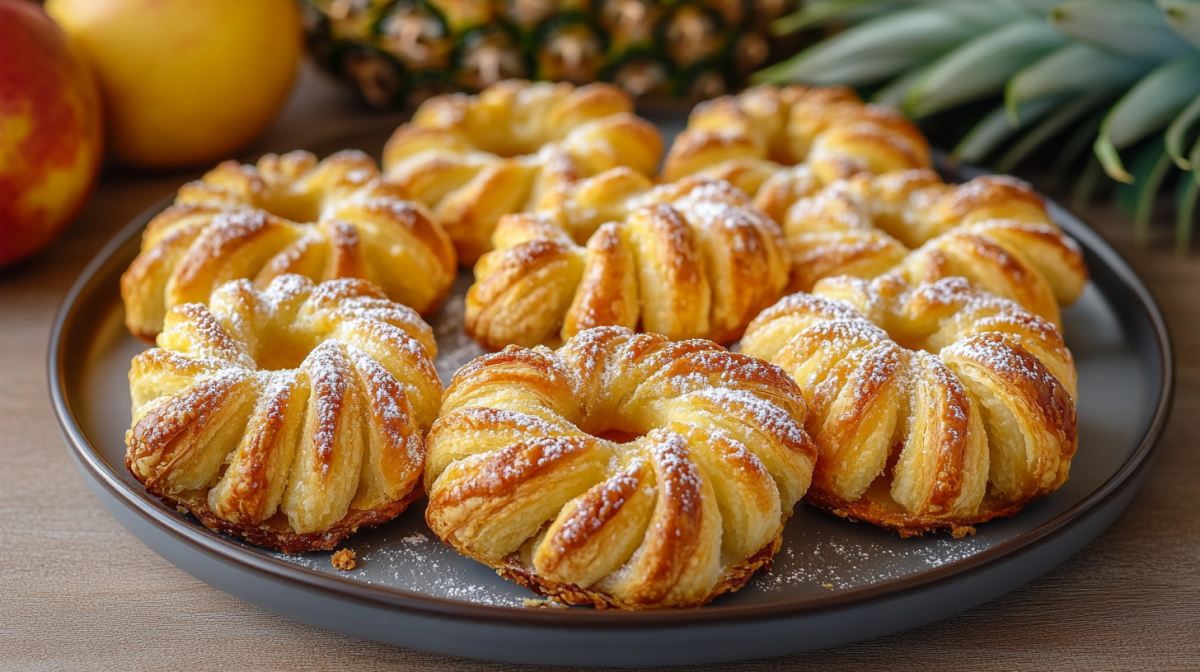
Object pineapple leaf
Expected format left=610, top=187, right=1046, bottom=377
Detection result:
left=1053, top=110, right=1108, bottom=177
left=1165, top=93, right=1200, bottom=168
left=1176, top=170, right=1199, bottom=251
left=1012, top=0, right=1069, bottom=12
left=1073, top=153, right=1106, bottom=209
left=902, top=20, right=1066, bottom=118
left=995, top=93, right=1106, bottom=172
left=871, top=63, right=935, bottom=107
left=1005, top=43, right=1151, bottom=124
left=1139, top=148, right=1175, bottom=243
left=952, top=96, right=1061, bottom=163
left=1115, top=138, right=1173, bottom=242
left=752, top=6, right=992, bottom=86
left=1161, top=0, right=1200, bottom=50
left=933, top=0, right=1037, bottom=25
left=771, top=0, right=914, bottom=36
left=1189, top=132, right=1200, bottom=180
left=1095, top=54, right=1200, bottom=182
left=1050, top=0, right=1194, bottom=61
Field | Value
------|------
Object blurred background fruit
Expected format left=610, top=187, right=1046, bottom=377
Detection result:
left=0, top=0, right=103, bottom=268
left=302, top=0, right=801, bottom=108
left=46, top=0, right=303, bottom=169
left=757, top=0, right=1200, bottom=249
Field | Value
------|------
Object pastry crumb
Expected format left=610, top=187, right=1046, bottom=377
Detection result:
left=822, top=583, right=833, bottom=589
left=523, top=598, right=568, bottom=609
left=331, top=549, right=357, bottom=571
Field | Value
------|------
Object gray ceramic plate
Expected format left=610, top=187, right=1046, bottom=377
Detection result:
left=49, top=122, right=1172, bottom=666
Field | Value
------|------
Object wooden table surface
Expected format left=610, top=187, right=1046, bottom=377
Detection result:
left=3, top=66, right=1198, bottom=671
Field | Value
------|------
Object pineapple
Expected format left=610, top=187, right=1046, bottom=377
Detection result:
left=756, top=0, right=1200, bottom=248
left=302, top=0, right=799, bottom=106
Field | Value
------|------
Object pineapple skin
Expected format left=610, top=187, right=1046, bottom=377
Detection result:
left=303, top=0, right=800, bottom=108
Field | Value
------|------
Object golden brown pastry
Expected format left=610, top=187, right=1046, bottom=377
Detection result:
left=383, top=80, right=663, bottom=264
left=464, top=177, right=789, bottom=350
left=425, top=326, right=817, bottom=609
left=121, top=150, right=457, bottom=341
left=771, top=169, right=1088, bottom=328
left=125, top=275, right=442, bottom=553
left=740, top=275, right=1078, bottom=537
left=663, top=85, right=931, bottom=190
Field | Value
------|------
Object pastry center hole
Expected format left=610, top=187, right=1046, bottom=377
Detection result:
left=257, top=192, right=324, bottom=224
left=252, top=333, right=326, bottom=372
left=594, top=429, right=641, bottom=444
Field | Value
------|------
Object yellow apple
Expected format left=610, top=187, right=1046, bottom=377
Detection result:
left=46, top=0, right=302, bottom=169
left=0, top=0, right=103, bottom=268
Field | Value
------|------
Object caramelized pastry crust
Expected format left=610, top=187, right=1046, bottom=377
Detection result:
left=741, top=275, right=1078, bottom=537
left=663, top=85, right=931, bottom=189
left=121, top=150, right=457, bottom=341
left=464, top=178, right=789, bottom=350
left=769, top=169, right=1088, bottom=328
left=660, top=86, right=1084, bottom=328
left=425, top=326, right=817, bottom=609
left=125, top=275, right=442, bottom=553
left=383, top=80, right=663, bottom=264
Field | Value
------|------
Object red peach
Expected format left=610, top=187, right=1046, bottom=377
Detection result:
left=0, top=0, right=103, bottom=268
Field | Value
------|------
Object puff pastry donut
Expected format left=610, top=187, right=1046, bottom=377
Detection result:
left=125, top=275, right=442, bottom=552
left=768, top=169, right=1088, bottom=329
left=383, top=80, right=663, bottom=264
left=464, top=178, right=789, bottom=350
left=663, top=85, right=931, bottom=192
left=425, top=326, right=817, bottom=609
left=741, top=275, right=1078, bottom=537
left=121, top=150, right=457, bottom=341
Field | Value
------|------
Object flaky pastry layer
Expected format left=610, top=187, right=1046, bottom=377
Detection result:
left=383, top=80, right=663, bottom=264
left=122, top=150, right=456, bottom=341
left=741, top=275, right=1078, bottom=536
left=125, top=275, right=442, bottom=552
left=425, top=326, right=817, bottom=608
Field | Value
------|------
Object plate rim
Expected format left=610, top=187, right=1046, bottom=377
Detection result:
left=48, top=179, right=1175, bottom=630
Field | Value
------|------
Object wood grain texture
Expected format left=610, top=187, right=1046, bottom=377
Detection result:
left=2, top=65, right=1198, bottom=671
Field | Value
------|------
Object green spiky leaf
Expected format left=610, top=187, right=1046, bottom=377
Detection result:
left=1165, top=94, right=1200, bottom=168
left=996, top=93, right=1106, bottom=172
left=1096, top=54, right=1200, bottom=182
left=1190, top=131, right=1200, bottom=179
left=902, top=20, right=1066, bottom=118
left=1005, top=43, right=1150, bottom=123
left=1116, top=138, right=1174, bottom=242
left=753, top=6, right=997, bottom=86
left=871, top=62, right=935, bottom=107
left=1051, top=0, right=1195, bottom=60
left=771, top=0, right=913, bottom=36
left=953, top=96, right=1061, bottom=163
left=1177, top=170, right=1200, bottom=251
left=1053, top=111, right=1108, bottom=182
left=1160, top=0, right=1200, bottom=49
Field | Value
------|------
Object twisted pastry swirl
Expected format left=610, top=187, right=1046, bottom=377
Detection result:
left=741, top=275, right=1078, bottom=536
left=383, top=80, right=663, bottom=264
left=121, top=150, right=456, bottom=341
left=125, top=275, right=442, bottom=552
left=464, top=177, right=789, bottom=350
left=663, top=85, right=932, bottom=190
left=764, top=169, right=1088, bottom=328
left=425, top=326, right=817, bottom=609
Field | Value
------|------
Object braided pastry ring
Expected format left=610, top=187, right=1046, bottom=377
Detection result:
left=464, top=177, right=789, bottom=350
left=125, top=275, right=442, bottom=553
left=425, top=326, right=817, bottom=609
left=383, top=80, right=663, bottom=264
left=770, top=169, right=1087, bottom=329
left=740, top=275, right=1077, bottom=537
left=663, top=85, right=931, bottom=192
left=121, top=150, right=456, bottom=341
